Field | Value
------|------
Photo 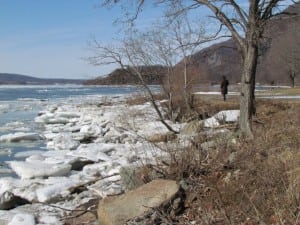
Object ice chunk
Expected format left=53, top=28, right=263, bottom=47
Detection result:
left=38, top=215, right=61, bottom=225
left=55, top=111, right=81, bottom=119
left=14, top=150, right=45, bottom=158
left=7, top=213, right=35, bottom=225
left=214, top=110, right=240, bottom=122
left=49, top=133, right=79, bottom=150
left=204, top=117, right=220, bottom=128
left=80, top=123, right=103, bottom=136
left=88, top=175, right=121, bottom=197
left=0, top=121, right=29, bottom=132
left=35, top=112, right=70, bottom=124
left=0, top=104, right=10, bottom=114
left=82, top=162, right=114, bottom=177
left=0, top=148, right=12, bottom=157
left=36, top=179, right=76, bottom=202
left=204, top=110, right=240, bottom=128
left=0, top=132, right=42, bottom=142
left=0, top=167, right=13, bottom=175
left=8, top=161, right=71, bottom=179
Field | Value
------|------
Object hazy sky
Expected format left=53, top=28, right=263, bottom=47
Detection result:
left=0, top=0, right=159, bottom=79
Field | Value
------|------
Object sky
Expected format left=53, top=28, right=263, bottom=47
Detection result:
left=0, top=0, right=295, bottom=80
left=0, top=0, right=159, bottom=79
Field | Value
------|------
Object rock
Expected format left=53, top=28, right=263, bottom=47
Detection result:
left=97, top=179, right=179, bottom=225
left=120, top=166, right=165, bottom=191
left=0, top=191, right=29, bottom=210
left=119, top=167, right=147, bottom=191
left=181, top=120, right=204, bottom=135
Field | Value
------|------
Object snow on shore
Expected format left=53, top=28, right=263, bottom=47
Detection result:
left=0, top=95, right=240, bottom=224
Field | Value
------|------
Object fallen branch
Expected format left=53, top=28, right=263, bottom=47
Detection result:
left=67, top=173, right=120, bottom=195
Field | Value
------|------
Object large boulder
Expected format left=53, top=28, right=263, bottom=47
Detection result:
left=97, top=179, right=179, bottom=225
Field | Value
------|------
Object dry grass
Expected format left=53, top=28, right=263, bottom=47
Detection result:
left=256, top=87, right=300, bottom=96
left=143, top=99, right=300, bottom=225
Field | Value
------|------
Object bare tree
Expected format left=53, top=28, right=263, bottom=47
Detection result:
left=157, top=15, right=218, bottom=116
left=88, top=15, right=212, bottom=125
left=139, top=28, right=178, bottom=121
left=88, top=36, right=179, bottom=133
left=170, top=16, right=207, bottom=111
left=102, top=0, right=297, bottom=137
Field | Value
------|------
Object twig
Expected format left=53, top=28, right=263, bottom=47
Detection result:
left=39, top=202, right=96, bottom=213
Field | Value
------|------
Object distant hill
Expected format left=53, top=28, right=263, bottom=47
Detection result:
left=84, top=66, right=166, bottom=85
left=177, top=2, right=300, bottom=85
left=0, top=73, right=84, bottom=85
left=178, top=39, right=242, bottom=84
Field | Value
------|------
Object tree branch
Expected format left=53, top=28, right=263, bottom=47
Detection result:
left=195, top=0, right=246, bottom=52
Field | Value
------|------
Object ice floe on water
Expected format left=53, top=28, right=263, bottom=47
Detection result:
left=0, top=132, right=43, bottom=143
left=0, top=121, right=30, bottom=133
left=0, top=148, right=12, bottom=157
left=0, top=95, right=240, bottom=224
left=13, top=151, right=46, bottom=159
left=0, top=104, right=10, bottom=114
left=8, top=161, right=72, bottom=179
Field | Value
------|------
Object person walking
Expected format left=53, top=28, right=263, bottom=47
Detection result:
left=220, top=76, right=229, bottom=101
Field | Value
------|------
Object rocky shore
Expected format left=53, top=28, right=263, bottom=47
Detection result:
left=0, top=95, right=239, bottom=225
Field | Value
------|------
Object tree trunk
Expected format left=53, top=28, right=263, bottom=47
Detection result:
left=239, top=43, right=258, bottom=138
left=183, top=57, right=193, bottom=111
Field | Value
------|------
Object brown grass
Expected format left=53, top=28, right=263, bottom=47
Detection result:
left=143, top=99, right=300, bottom=225
left=257, top=87, right=300, bottom=96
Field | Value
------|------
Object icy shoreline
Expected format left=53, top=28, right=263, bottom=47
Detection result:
left=0, top=95, right=240, bottom=225
left=0, top=95, right=182, bottom=224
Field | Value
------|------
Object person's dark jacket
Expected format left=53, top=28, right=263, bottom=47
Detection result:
left=221, top=79, right=229, bottom=94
